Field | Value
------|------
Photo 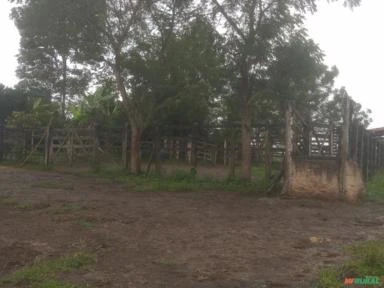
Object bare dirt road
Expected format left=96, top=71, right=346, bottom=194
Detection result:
left=0, top=166, right=383, bottom=287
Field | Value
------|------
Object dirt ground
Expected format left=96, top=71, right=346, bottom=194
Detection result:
left=0, top=166, right=383, bottom=288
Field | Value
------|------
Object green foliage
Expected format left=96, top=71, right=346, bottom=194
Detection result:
left=0, top=252, right=96, bottom=288
left=0, top=84, right=28, bottom=123
left=71, top=81, right=123, bottom=128
left=6, top=97, right=60, bottom=129
left=315, top=241, right=384, bottom=288
left=346, top=242, right=384, bottom=276
left=10, top=0, right=367, bottom=177
left=318, top=88, right=372, bottom=127
left=316, top=269, right=343, bottom=288
left=11, top=0, right=105, bottom=115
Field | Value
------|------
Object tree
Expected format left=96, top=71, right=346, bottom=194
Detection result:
left=71, top=80, right=123, bottom=128
left=0, top=84, right=27, bottom=124
left=11, top=0, right=104, bottom=117
left=7, top=97, right=60, bottom=129
left=268, top=32, right=338, bottom=112
left=207, top=0, right=361, bottom=180
left=208, top=0, right=312, bottom=180
left=96, top=0, right=224, bottom=174
left=94, top=0, right=153, bottom=174
left=318, top=88, right=372, bottom=127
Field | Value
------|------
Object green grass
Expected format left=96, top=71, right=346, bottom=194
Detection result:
left=86, top=165, right=270, bottom=194
left=0, top=197, right=34, bottom=211
left=0, top=252, right=96, bottom=288
left=31, top=181, right=75, bottom=191
left=1, top=161, right=278, bottom=194
left=51, top=203, right=87, bottom=215
left=0, top=197, right=19, bottom=207
left=367, top=171, right=384, bottom=201
left=77, top=219, right=95, bottom=229
left=315, top=241, right=384, bottom=288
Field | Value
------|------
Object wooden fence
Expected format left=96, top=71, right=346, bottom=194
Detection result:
left=283, top=97, right=384, bottom=201
left=1, top=103, right=383, bottom=184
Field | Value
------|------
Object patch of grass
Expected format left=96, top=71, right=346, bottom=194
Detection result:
left=153, top=258, right=179, bottom=267
left=0, top=252, right=95, bottom=288
left=51, top=203, right=87, bottom=215
left=1, top=161, right=54, bottom=172
left=367, top=172, right=384, bottom=201
left=77, top=219, right=95, bottom=229
left=0, top=197, right=34, bottom=211
left=4, top=161, right=274, bottom=194
left=314, top=241, right=384, bottom=288
left=32, top=279, right=80, bottom=288
left=0, top=197, right=19, bottom=207
left=85, top=165, right=269, bottom=194
left=15, top=203, right=34, bottom=210
left=31, top=182, right=74, bottom=191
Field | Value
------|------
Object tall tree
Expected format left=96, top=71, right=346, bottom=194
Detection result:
left=95, top=0, right=153, bottom=174
left=209, top=0, right=310, bottom=180
left=208, top=0, right=360, bottom=180
left=11, top=0, right=104, bottom=117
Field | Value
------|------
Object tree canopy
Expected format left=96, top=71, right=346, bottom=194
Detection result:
left=8, top=0, right=370, bottom=177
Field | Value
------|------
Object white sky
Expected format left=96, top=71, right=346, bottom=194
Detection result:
left=0, top=0, right=383, bottom=127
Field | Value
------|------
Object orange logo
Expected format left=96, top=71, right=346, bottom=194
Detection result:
left=344, top=278, right=355, bottom=285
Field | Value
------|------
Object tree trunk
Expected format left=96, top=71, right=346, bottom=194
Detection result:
left=340, top=96, right=351, bottom=195
left=282, top=101, right=294, bottom=195
left=227, top=134, right=236, bottom=179
left=241, top=106, right=252, bottom=180
left=130, top=124, right=142, bottom=174
left=61, top=55, right=68, bottom=117
left=240, top=62, right=252, bottom=180
left=114, top=54, right=143, bottom=175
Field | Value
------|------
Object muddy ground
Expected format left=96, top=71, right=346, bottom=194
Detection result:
left=0, top=166, right=383, bottom=288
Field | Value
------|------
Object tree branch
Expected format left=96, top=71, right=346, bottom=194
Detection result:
left=211, top=0, right=246, bottom=42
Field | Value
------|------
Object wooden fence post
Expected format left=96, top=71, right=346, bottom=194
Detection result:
left=366, top=133, right=370, bottom=180
left=359, top=127, right=365, bottom=168
left=340, top=96, right=351, bottom=196
left=191, top=123, right=198, bottom=169
left=282, top=101, right=294, bottom=195
left=69, top=128, right=74, bottom=166
left=92, top=124, right=98, bottom=165
left=44, top=126, right=51, bottom=167
left=373, top=140, right=378, bottom=174
left=122, top=123, right=129, bottom=169
left=154, top=126, right=162, bottom=174
left=264, top=126, right=272, bottom=182
left=329, top=125, right=335, bottom=157
left=353, top=122, right=359, bottom=162
left=0, top=123, right=4, bottom=162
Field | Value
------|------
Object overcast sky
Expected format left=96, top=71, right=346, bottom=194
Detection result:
left=0, top=0, right=383, bottom=127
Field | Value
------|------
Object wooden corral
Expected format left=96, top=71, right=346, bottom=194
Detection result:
left=0, top=96, right=382, bottom=203
left=284, top=97, right=382, bottom=202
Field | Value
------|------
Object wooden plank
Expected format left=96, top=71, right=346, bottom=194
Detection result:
left=44, top=126, right=51, bottom=167
left=122, top=123, right=129, bottom=169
